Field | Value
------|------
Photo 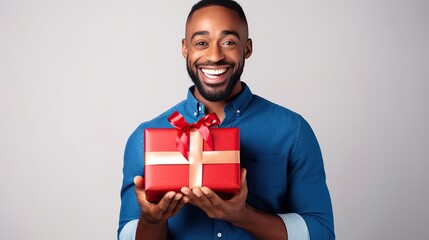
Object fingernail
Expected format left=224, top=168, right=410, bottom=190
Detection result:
left=167, top=192, right=174, bottom=199
left=175, top=194, right=182, bottom=200
left=193, top=188, right=201, bottom=197
left=181, top=187, right=190, bottom=195
left=201, top=188, right=209, bottom=195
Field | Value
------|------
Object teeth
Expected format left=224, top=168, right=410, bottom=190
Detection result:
left=201, top=68, right=227, bottom=78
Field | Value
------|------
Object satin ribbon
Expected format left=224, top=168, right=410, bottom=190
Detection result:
left=167, top=111, right=220, bottom=160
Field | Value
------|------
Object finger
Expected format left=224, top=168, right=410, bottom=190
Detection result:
left=171, top=199, right=187, bottom=216
left=165, top=193, right=183, bottom=214
left=133, top=176, right=150, bottom=204
left=174, top=192, right=184, bottom=201
left=187, top=187, right=224, bottom=207
left=167, top=193, right=185, bottom=215
left=181, top=187, right=198, bottom=202
left=201, top=187, right=223, bottom=207
left=181, top=187, right=197, bottom=203
left=191, top=188, right=212, bottom=203
left=180, top=187, right=191, bottom=203
left=180, top=187, right=192, bottom=196
left=192, top=188, right=205, bottom=198
left=182, top=187, right=207, bottom=206
left=239, top=168, right=248, bottom=196
left=240, top=168, right=247, bottom=185
left=140, top=192, right=179, bottom=223
left=201, top=188, right=229, bottom=219
left=156, top=191, right=175, bottom=212
left=191, top=188, right=218, bottom=213
left=133, top=176, right=145, bottom=189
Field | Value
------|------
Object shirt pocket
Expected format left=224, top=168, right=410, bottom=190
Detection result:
left=240, top=154, right=287, bottom=211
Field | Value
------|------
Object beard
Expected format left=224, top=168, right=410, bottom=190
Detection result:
left=186, top=59, right=245, bottom=102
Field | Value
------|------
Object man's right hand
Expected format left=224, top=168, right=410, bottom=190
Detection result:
left=133, top=176, right=187, bottom=240
left=134, top=176, right=187, bottom=224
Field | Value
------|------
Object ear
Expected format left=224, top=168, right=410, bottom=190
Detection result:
left=244, top=38, right=253, bottom=59
left=182, top=38, right=188, bottom=59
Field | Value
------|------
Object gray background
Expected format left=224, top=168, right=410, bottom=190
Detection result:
left=1, top=0, right=428, bottom=239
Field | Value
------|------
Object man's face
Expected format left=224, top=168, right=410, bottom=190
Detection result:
left=182, top=6, right=252, bottom=102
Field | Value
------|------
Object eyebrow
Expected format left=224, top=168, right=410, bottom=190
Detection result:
left=191, top=30, right=241, bottom=40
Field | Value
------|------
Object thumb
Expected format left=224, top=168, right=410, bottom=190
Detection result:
left=239, top=168, right=248, bottom=195
left=134, top=176, right=145, bottom=189
left=240, top=168, right=247, bottom=184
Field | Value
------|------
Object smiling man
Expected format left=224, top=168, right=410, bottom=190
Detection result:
left=184, top=4, right=251, bottom=107
left=118, top=1, right=335, bottom=239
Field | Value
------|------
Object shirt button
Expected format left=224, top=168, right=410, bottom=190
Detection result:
left=217, top=232, right=222, bottom=238
left=193, top=112, right=197, bottom=116
left=236, top=109, right=241, bottom=115
left=198, top=106, right=202, bottom=112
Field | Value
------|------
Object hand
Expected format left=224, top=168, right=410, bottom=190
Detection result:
left=180, top=168, right=248, bottom=223
left=134, top=176, right=187, bottom=224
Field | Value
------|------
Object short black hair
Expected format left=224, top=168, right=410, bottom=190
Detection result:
left=187, top=0, right=248, bottom=28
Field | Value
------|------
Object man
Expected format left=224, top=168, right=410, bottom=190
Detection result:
left=118, top=0, right=335, bottom=239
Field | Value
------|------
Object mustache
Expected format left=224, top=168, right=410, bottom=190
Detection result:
left=195, top=60, right=233, bottom=67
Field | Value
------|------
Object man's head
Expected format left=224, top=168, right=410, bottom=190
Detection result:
left=186, top=0, right=249, bottom=36
left=182, top=0, right=252, bottom=102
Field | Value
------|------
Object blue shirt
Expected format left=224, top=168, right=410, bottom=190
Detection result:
left=118, top=83, right=335, bottom=239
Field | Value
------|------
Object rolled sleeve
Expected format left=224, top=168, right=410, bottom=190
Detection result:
left=119, top=219, right=138, bottom=240
left=278, top=213, right=310, bottom=240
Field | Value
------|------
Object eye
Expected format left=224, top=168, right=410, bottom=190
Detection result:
left=222, top=40, right=237, bottom=48
left=195, top=41, right=208, bottom=48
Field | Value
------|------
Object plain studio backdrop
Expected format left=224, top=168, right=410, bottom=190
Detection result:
left=1, top=0, right=428, bottom=239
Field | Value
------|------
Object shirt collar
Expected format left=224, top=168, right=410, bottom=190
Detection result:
left=185, top=82, right=254, bottom=119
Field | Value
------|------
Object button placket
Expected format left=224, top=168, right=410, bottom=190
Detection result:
left=213, top=220, right=227, bottom=240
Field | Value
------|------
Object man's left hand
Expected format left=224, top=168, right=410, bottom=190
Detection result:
left=181, top=168, right=248, bottom=223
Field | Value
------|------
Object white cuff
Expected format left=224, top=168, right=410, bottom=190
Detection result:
left=277, top=213, right=310, bottom=240
left=119, top=219, right=138, bottom=240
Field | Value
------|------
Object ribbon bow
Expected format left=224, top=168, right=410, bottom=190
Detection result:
left=167, top=111, right=220, bottom=160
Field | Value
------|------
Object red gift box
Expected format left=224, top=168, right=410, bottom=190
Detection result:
left=143, top=112, right=240, bottom=203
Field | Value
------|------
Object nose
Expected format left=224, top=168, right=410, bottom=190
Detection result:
left=205, top=43, right=225, bottom=62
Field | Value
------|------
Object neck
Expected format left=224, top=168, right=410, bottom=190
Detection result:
left=194, top=81, right=242, bottom=122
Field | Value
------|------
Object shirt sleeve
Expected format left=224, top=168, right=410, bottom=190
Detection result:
left=288, top=118, right=335, bottom=239
left=119, top=215, right=308, bottom=240
left=278, top=213, right=310, bottom=240
left=119, top=219, right=138, bottom=240
left=118, top=124, right=145, bottom=238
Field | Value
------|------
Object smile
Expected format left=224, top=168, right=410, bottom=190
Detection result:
left=200, top=68, right=229, bottom=79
